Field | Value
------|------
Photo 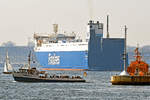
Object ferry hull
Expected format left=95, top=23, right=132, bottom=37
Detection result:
left=35, top=51, right=88, bottom=70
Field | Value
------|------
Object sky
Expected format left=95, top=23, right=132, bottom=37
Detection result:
left=0, top=0, right=150, bottom=46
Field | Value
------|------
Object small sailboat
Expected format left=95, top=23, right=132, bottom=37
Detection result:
left=3, top=51, right=13, bottom=74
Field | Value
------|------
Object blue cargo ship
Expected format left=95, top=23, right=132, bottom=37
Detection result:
left=34, top=18, right=128, bottom=71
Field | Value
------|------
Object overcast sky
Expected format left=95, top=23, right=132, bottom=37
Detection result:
left=0, top=0, right=150, bottom=46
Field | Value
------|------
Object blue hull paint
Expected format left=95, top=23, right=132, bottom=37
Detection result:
left=35, top=51, right=88, bottom=70
left=88, top=21, right=128, bottom=71
left=34, top=20, right=129, bottom=71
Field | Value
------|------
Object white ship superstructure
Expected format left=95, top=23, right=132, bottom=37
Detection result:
left=34, top=24, right=88, bottom=70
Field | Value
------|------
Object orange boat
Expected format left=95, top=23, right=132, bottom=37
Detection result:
left=111, top=46, right=150, bottom=85
left=127, top=47, right=149, bottom=76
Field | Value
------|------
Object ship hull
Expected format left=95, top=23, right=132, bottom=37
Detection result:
left=13, top=76, right=85, bottom=83
left=3, top=72, right=12, bottom=74
left=35, top=51, right=88, bottom=70
left=111, top=75, right=150, bottom=85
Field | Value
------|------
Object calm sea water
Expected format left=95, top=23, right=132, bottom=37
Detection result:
left=1, top=66, right=150, bottom=100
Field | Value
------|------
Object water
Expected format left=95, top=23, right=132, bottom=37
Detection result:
left=1, top=66, right=150, bottom=100
left=1, top=47, right=150, bottom=100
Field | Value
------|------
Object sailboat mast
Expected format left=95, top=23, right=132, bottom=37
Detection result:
left=4, top=51, right=9, bottom=72
left=6, top=51, right=9, bottom=70
left=124, top=25, right=127, bottom=71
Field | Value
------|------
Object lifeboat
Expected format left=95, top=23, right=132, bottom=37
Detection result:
left=111, top=47, right=150, bottom=85
left=127, top=47, right=149, bottom=76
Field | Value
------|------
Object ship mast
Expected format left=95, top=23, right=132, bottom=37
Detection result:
left=28, top=51, right=31, bottom=69
left=53, top=24, right=58, bottom=34
left=106, top=15, right=109, bottom=38
left=134, top=44, right=141, bottom=62
left=120, top=25, right=128, bottom=75
left=124, top=25, right=127, bottom=71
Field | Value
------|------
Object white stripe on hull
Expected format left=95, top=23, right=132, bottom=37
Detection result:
left=34, top=42, right=88, bottom=52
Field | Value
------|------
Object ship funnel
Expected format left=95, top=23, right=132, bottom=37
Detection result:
left=106, top=15, right=109, bottom=38
left=53, top=24, right=58, bottom=34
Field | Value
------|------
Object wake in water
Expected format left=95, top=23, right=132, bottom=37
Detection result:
left=12, top=80, right=16, bottom=83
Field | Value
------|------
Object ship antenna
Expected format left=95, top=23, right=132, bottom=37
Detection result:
left=106, top=15, right=110, bottom=38
left=124, top=25, right=127, bottom=71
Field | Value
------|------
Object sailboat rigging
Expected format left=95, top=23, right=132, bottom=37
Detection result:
left=3, top=51, right=13, bottom=74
